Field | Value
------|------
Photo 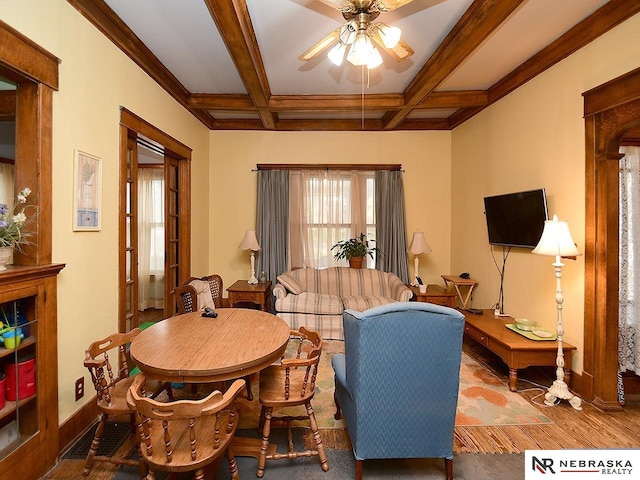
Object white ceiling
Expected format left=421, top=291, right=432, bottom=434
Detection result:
left=93, top=0, right=615, bottom=128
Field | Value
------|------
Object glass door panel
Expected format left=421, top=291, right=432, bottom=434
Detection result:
left=0, top=290, right=39, bottom=459
left=164, top=156, right=179, bottom=318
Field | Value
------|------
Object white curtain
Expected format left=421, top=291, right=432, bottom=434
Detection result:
left=0, top=163, right=14, bottom=206
left=289, top=170, right=371, bottom=269
left=619, top=146, right=640, bottom=377
left=138, top=168, right=164, bottom=311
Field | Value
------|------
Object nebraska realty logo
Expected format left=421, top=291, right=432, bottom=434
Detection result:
left=525, top=450, right=639, bottom=478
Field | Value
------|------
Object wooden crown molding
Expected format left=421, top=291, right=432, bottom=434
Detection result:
left=66, top=0, right=640, bottom=131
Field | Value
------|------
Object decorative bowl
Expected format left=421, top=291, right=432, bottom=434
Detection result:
left=514, top=318, right=537, bottom=331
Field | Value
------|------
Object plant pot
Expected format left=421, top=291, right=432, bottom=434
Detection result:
left=348, top=256, right=364, bottom=269
left=0, top=247, right=13, bottom=271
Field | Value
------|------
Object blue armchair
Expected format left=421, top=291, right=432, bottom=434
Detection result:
left=332, top=302, right=465, bottom=480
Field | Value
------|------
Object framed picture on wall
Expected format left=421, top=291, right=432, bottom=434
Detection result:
left=73, top=149, right=102, bottom=231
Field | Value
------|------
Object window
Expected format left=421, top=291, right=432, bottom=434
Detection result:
left=289, top=170, right=375, bottom=269
left=138, top=167, right=164, bottom=310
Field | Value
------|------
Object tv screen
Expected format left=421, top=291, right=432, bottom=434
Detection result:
left=483, top=188, right=548, bottom=249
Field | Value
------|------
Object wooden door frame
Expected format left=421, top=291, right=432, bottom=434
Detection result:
left=583, top=66, right=640, bottom=411
left=119, top=108, right=192, bottom=332
left=0, top=20, right=58, bottom=265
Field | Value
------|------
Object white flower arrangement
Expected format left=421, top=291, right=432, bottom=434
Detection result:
left=0, top=187, right=35, bottom=251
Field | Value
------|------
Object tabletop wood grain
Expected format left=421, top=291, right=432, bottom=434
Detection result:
left=130, top=308, right=290, bottom=383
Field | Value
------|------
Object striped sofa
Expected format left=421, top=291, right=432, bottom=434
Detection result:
left=273, top=267, right=412, bottom=340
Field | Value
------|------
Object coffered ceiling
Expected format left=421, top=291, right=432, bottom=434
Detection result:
left=67, top=0, right=639, bottom=131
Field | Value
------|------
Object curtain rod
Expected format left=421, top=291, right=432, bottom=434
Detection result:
left=621, top=137, right=640, bottom=146
left=254, top=164, right=402, bottom=172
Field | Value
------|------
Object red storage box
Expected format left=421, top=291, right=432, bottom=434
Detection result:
left=5, top=354, right=36, bottom=401
left=0, top=372, right=5, bottom=409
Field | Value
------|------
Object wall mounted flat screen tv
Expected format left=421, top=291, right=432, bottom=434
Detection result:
left=483, top=188, right=548, bottom=249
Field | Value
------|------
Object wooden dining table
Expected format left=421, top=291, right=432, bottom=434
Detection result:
left=130, top=308, right=290, bottom=384
left=130, top=308, right=291, bottom=463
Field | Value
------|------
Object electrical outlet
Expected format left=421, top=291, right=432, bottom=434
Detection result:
left=75, top=377, right=84, bottom=401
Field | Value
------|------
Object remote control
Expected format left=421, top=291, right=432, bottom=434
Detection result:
left=202, top=307, right=218, bottom=318
left=466, top=308, right=483, bottom=315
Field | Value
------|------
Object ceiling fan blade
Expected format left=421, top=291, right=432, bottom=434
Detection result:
left=315, top=0, right=357, bottom=12
left=388, top=39, right=414, bottom=60
left=299, top=28, right=341, bottom=61
left=370, top=31, right=414, bottom=61
left=371, top=0, right=417, bottom=12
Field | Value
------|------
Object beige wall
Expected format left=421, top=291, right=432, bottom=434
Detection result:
left=209, top=130, right=452, bottom=287
left=2, top=0, right=640, bottom=430
left=1, top=1, right=211, bottom=423
left=451, top=12, right=640, bottom=373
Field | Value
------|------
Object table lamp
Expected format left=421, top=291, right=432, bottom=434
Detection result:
left=239, top=229, right=261, bottom=284
left=408, top=231, right=432, bottom=286
left=532, top=214, right=582, bottom=410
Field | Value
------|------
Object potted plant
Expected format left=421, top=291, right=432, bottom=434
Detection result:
left=0, top=187, right=35, bottom=271
left=331, top=233, right=381, bottom=269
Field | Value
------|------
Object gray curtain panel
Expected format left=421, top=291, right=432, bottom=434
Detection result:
left=375, top=170, right=410, bottom=283
left=256, top=170, right=289, bottom=288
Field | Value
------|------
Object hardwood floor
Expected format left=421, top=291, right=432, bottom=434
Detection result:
left=138, top=308, right=164, bottom=324
left=45, top=338, right=640, bottom=479
left=317, top=340, right=640, bottom=454
left=452, top=340, right=640, bottom=454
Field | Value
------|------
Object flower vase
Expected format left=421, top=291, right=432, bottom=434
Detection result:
left=0, top=247, right=13, bottom=271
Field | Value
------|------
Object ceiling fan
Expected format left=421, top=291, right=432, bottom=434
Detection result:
left=300, top=0, right=416, bottom=69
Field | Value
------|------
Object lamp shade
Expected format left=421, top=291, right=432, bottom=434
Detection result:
left=239, top=229, right=261, bottom=251
left=328, top=43, right=347, bottom=66
left=376, top=23, right=401, bottom=48
left=346, top=32, right=382, bottom=69
left=408, top=231, right=432, bottom=255
left=532, top=215, right=580, bottom=257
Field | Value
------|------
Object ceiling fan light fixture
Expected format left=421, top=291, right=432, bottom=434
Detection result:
left=346, top=31, right=381, bottom=68
left=328, top=42, right=347, bottom=66
left=346, top=32, right=370, bottom=66
left=366, top=45, right=383, bottom=69
left=339, top=20, right=358, bottom=45
left=300, top=1, right=415, bottom=68
left=376, top=23, right=401, bottom=48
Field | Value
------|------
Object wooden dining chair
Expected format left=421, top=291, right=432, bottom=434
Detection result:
left=127, top=374, right=245, bottom=480
left=82, top=328, right=173, bottom=477
left=256, top=326, right=329, bottom=477
left=175, top=273, right=253, bottom=400
left=175, top=274, right=223, bottom=314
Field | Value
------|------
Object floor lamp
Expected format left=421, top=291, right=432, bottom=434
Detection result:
left=532, top=215, right=582, bottom=410
left=408, top=231, right=431, bottom=286
left=239, top=229, right=261, bottom=284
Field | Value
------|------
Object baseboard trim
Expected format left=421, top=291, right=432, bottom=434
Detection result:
left=58, top=397, right=99, bottom=457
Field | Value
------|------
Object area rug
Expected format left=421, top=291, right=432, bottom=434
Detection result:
left=113, top=447, right=525, bottom=480
left=234, top=340, right=552, bottom=429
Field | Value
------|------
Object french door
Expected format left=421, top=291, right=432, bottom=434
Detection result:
left=119, top=109, right=191, bottom=332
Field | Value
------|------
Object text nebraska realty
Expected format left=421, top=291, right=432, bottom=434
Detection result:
left=558, top=459, right=632, bottom=475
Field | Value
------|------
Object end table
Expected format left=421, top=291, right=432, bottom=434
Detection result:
left=227, top=280, right=272, bottom=311
left=441, top=274, right=478, bottom=309
left=408, top=284, right=457, bottom=308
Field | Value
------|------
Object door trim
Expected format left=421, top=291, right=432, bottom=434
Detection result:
left=119, top=108, right=192, bottom=332
left=583, top=66, right=640, bottom=410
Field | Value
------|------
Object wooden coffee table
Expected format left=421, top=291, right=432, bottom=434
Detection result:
left=463, top=309, right=576, bottom=391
